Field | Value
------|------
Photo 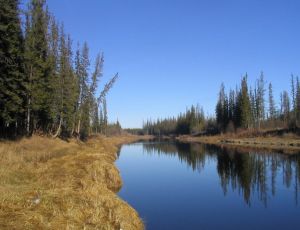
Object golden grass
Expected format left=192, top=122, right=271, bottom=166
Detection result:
left=177, top=133, right=300, bottom=154
left=0, top=135, right=148, bottom=229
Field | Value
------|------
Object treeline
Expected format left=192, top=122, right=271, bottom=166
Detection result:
left=0, top=0, right=117, bottom=139
left=143, top=105, right=215, bottom=135
left=143, top=73, right=298, bottom=136
left=216, top=73, right=294, bottom=133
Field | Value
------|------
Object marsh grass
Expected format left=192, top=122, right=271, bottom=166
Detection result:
left=178, top=130, right=300, bottom=154
left=0, top=135, right=144, bottom=229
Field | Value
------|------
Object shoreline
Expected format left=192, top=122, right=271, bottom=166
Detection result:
left=176, top=134, right=300, bottom=154
left=0, top=135, right=151, bottom=229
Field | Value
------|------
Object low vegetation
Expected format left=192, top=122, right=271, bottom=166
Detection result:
left=0, top=135, right=146, bottom=229
left=177, top=129, right=300, bottom=154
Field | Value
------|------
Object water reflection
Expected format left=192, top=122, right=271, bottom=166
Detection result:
left=142, top=141, right=300, bottom=206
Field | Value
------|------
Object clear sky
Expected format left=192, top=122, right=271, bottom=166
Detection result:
left=22, top=0, right=300, bottom=128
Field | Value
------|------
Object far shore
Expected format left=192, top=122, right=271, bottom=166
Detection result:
left=176, top=132, right=300, bottom=154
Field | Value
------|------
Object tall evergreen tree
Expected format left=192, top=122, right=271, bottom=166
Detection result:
left=216, top=83, right=228, bottom=131
left=99, top=104, right=104, bottom=134
left=52, top=26, right=77, bottom=137
left=0, top=0, right=118, bottom=139
left=47, top=17, right=60, bottom=128
left=24, top=0, right=52, bottom=133
left=268, top=83, right=276, bottom=120
left=75, top=42, right=90, bottom=137
left=256, top=73, right=265, bottom=129
left=228, top=89, right=235, bottom=124
left=89, top=53, right=104, bottom=134
left=0, top=0, right=26, bottom=137
left=291, top=75, right=296, bottom=114
left=237, top=76, right=251, bottom=129
left=102, top=97, right=108, bottom=135
left=296, top=77, right=300, bottom=125
left=249, top=87, right=256, bottom=128
left=281, top=91, right=290, bottom=125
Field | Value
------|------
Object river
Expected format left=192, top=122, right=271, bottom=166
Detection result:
left=117, top=141, right=300, bottom=230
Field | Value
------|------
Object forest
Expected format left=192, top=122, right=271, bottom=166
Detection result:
left=1, top=0, right=299, bottom=140
left=0, top=0, right=120, bottom=139
left=143, top=74, right=297, bottom=136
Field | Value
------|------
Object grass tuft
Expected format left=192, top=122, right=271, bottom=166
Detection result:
left=0, top=135, right=146, bottom=229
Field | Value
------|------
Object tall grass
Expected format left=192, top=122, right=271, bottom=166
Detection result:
left=0, top=135, right=144, bottom=229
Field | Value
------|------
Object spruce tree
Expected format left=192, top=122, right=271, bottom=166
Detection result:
left=89, top=53, right=104, bottom=134
left=75, top=42, right=90, bottom=137
left=256, top=73, right=265, bottom=129
left=268, top=83, right=276, bottom=120
left=99, top=105, right=104, bottom=134
left=216, top=83, right=227, bottom=131
left=24, top=0, right=52, bottom=133
left=47, top=17, right=60, bottom=129
left=249, top=87, right=256, bottom=128
left=281, top=91, right=290, bottom=125
left=228, top=89, right=235, bottom=123
left=102, top=97, right=108, bottom=135
left=0, top=0, right=26, bottom=137
left=291, top=75, right=296, bottom=114
left=296, top=77, right=300, bottom=125
left=237, top=76, right=251, bottom=129
left=52, top=26, right=76, bottom=137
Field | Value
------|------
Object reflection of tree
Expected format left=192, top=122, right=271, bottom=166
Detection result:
left=143, top=142, right=208, bottom=173
left=216, top=149, right=267, bottom=206
left=142, top=141, right=300, bottom=206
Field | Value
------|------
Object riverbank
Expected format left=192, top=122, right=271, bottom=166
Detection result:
left=177, top=132, right=300, bottom=154
left=0, top=135, right=151, bottom=229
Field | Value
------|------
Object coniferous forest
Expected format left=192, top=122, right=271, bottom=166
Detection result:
left=1, top=0, right=299, bottom=139
left=143, top=74, right=298, bottom=136
left=2, top=1, right=300, bottom=230
left=0, top=0, right=118, bottom=139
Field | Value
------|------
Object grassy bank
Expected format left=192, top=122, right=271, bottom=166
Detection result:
left=177, top=130, right=300, bottom=154
left=0, top=135, right=150, bottom=229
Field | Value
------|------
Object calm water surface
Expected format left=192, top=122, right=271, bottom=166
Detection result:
left=117, top=141, right=300, bottom=230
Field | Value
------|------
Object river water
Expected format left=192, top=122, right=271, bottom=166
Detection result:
left=117, top=141, right=300, bottom=230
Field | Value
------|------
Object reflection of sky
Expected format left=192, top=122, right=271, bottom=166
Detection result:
left=117, top=143, right=300, bottom=230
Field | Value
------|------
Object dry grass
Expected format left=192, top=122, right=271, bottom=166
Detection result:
left=178, top=132, right=300, bottom=154
left=0, top=135, right=147, bottom=230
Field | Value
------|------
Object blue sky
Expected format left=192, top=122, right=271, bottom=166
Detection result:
left=22, top=0, right=300, bottom=128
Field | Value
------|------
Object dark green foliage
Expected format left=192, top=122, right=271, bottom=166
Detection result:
left=143, top=105, right=208, bottom=136
left=97, top=97, right=108, bottom=135
left=216, top=83, right=229, bottom=132
left=256, top=73, right=266, bottom=128
left=24, top=0, right=53, bottom=132
left=216, top=76, right=252, bottom=131
left=0, top=0, right=118, bottom=139
left=73, top=42, right=117, bottom=139
left=0, top=0, right=26, bottom=136
left=1, top=0, right=299, bottom=138
left=215, top=74, right=297, bottom=132
left=144, top=72, right=298, bottom=136
left=238, top=76, right=252, bottom=129
left=53, top=27, right=78, bottom=137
